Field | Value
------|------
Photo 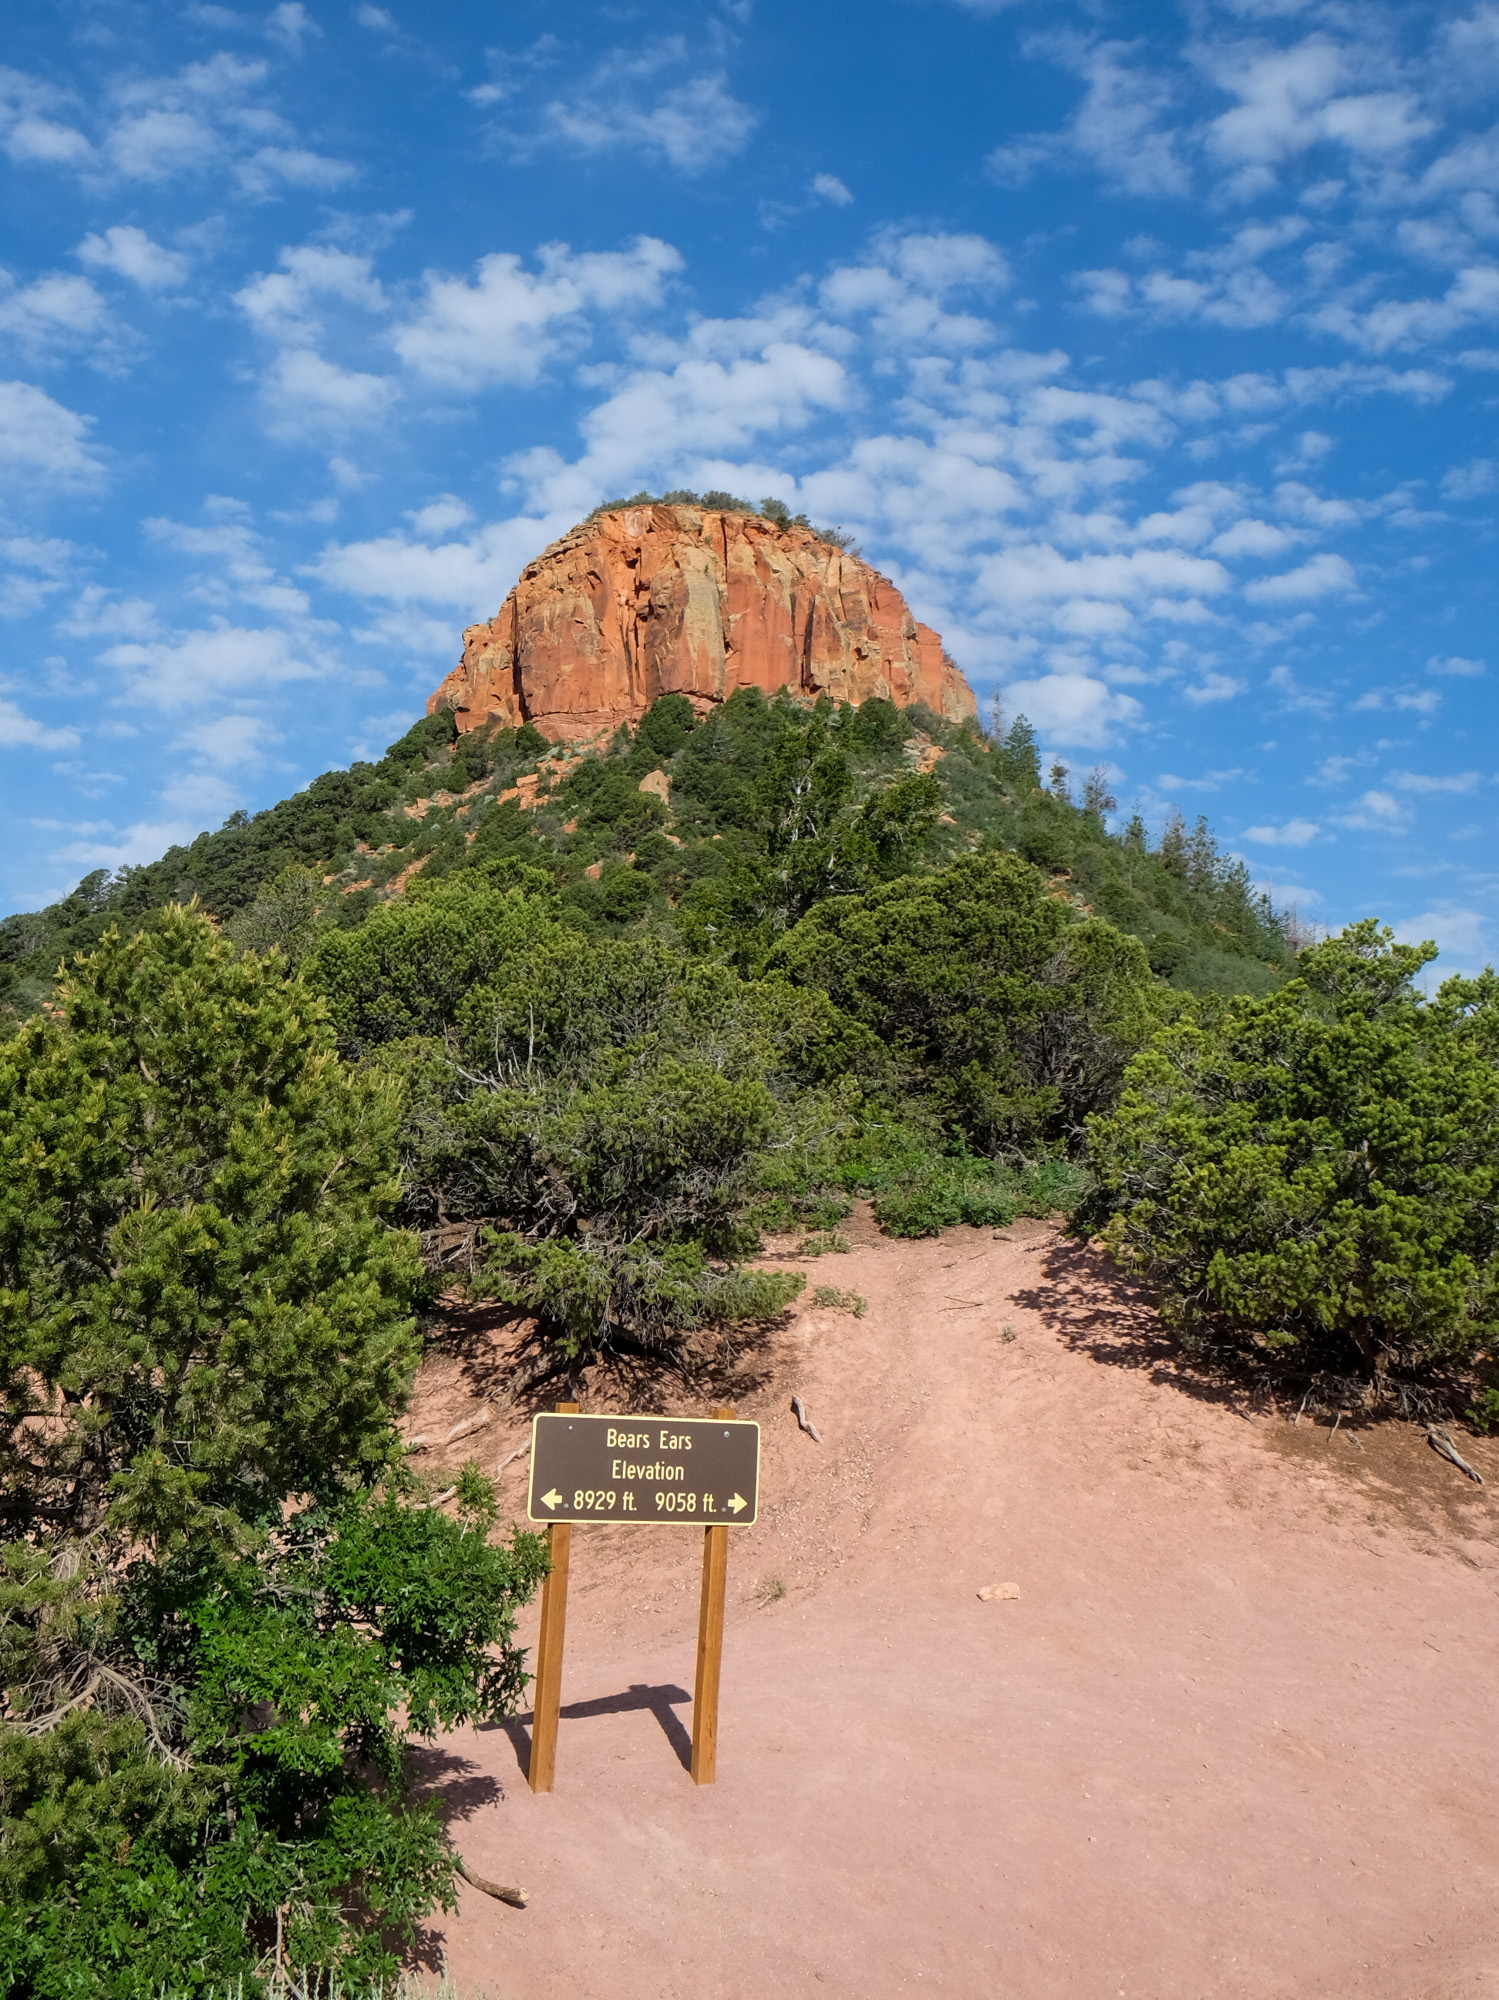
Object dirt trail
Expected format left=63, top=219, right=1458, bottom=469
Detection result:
left=403, top=1221, right=1499, bottom=2000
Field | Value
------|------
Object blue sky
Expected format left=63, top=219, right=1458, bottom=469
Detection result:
left=2, top=0, right=1497, bottom=967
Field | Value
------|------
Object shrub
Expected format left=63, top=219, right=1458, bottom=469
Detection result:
left=325, top=889, right=851, bottom=1358
left=1085, top=922, right=1499, bottom=1386
left=809, top=1285, right=866, bottom=1316
left=771, top=851, right=1155, bottom=1152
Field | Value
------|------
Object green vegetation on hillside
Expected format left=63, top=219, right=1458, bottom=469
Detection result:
left=0, top=687, right=1292, bottom=1024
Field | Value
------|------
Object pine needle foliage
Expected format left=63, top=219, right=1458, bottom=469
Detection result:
left=0, top=911, right=548, bottom=1996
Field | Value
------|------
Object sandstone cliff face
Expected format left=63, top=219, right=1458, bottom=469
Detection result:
left=426, top=505, right=976, bottom=741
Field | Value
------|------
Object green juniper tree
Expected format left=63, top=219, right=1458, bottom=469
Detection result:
left=1085, top=922, right=1499, bottom=1390
left=0, top=908, right=548, bottom=1997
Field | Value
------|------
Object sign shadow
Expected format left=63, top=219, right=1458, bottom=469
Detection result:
left=493, top=1680, right=694, bottom=1776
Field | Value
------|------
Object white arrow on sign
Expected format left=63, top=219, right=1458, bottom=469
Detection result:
left=541, top=1488, right=563, bottom=1510
left=726, top=1492, right=747, bottom=1515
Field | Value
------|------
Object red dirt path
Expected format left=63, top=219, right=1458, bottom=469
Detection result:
left=403, top=1220, right=1499, bottom=2000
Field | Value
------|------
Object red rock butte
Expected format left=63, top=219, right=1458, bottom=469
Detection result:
left=425, top=503, right=977, bottom=742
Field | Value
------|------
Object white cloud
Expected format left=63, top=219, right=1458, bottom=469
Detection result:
left=999, top=670, right=1143, bottom=747
left=508, top=319, right=852, bottom=516
left=349, top=607, right=458, bottom=660
left=821, top=231, right=1008, bottom=352
left=308, top=516, right=563, bottom=613
left=142, top=515, right=310, bottom=616
left=1281, top=363, right=1452, bottom=405
left=108, top=107, right=220, bottom=181
left=1427, top=653, right=1485, bottom=676
left=1208, top=516, right=1295, bottom=557
left=994, top=36, right=1189, bottom=198
left=175, top=711, right=281, bottom=764
left=1334, top=788, right=1409, bottom=830
left=812, top=173, right=854, bottom=206
left=1155, top=766, right=1245, bottom=792
left=978, top=543, right=1230, bottom=611
left=0, top=69, right=94, bottom=169
left=1389, top=768, right=1481, bottom=793
left=1350, top=685, right=1442, bottom=714
left=1441, top=457, right=1497, bottom=499
left=1182, top=670, right=1245, bottom=704
left=236, top=246, right=387, bottom=342
left=76, top=224, right=188, bottom=291
left=508, top=42, right=757, bottom=173
left=101, top=624, right=330, bottom=711
left=267, top=3, right=318, bottom=53
left=237, top=146, right=356, bottom=196
left=262, top=348, right=397, bottom=434
left=0, top=533, right=77, bottom=618
left=53, top=818, right=204, bottom=872
left=0, top=380, right=105, bottom=491
left=1311, top=263, right=1499, bottom=355
left=1203, top=35, right=1432, bottom=194
left=105, top=54, right=269, bottom=182
left=0, top=271, right=111, bottom=361
left=407, top=495, right=473, bottom=537
left=5, top=52, right=351, bottom=201
left=1242, top=817, right=1320, bottom=846
left=159, top=769, right=249, bottom=821
left=0, top=697, right=79, bottom=750
left=1268, top=664, right=1333, bottom=714
left=1393, top=904, right=1495, bottom=979
left=55, top=584, right=158, bottom=639
left=1243, top=551, right=1355, bottom=600
left=393, top=237, right=681, bottom=390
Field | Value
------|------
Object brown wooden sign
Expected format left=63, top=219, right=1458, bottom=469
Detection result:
left=526, top=1411, right=760, bottom=1526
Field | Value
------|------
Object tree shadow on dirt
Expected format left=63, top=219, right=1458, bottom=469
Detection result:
left=427, top=1294, right=787, bottom=1419
left=485, top=1680, right=694, bottom=1777
left=406, top=1741, right=507, bottom=1820
left=394, top=1748, right=511, bottom=1975
left=424, top=1298, right=535, bottom=1402
left=1012, top=1236, right=1248, bottom=1413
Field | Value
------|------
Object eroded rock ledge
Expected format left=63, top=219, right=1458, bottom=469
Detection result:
left=426, top=504, right=977, bottom=741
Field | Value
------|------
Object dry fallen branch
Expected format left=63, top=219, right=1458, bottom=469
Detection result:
left=497, top=1441, right=531, bottom=1474
left=456, top=1855, right=528, bottom=1909
left=1425, top=1425, right=1484, bottom=1486
left=445, top=1409, right=492, bottom=1445
left=791, top=1394, right=822, bottom=1444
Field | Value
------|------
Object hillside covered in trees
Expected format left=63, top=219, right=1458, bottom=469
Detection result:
left=0, top=689, right=1291, bottom=1023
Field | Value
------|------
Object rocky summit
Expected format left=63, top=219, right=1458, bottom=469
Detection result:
left=426, top=503, right=977, bottom=741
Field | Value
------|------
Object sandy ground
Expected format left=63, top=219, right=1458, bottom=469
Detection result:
left=400, top=1217, right=1499, bottom=2000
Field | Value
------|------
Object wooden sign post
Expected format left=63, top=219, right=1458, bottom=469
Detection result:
left=689, top=1409, right=735, bottom=1785
left=527, top=1401, right=577, bottom=1794
left=524, top=1403, right=759, bottom=1791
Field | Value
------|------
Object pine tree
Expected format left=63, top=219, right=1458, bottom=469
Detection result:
left=1158, top=810, right=1188, bottom=879
left=1186, top=814, right=1219, bottom=892
left=1000, top=714, right=1040, bottom=790
left=1083, top=767, right=1118, bottom=820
